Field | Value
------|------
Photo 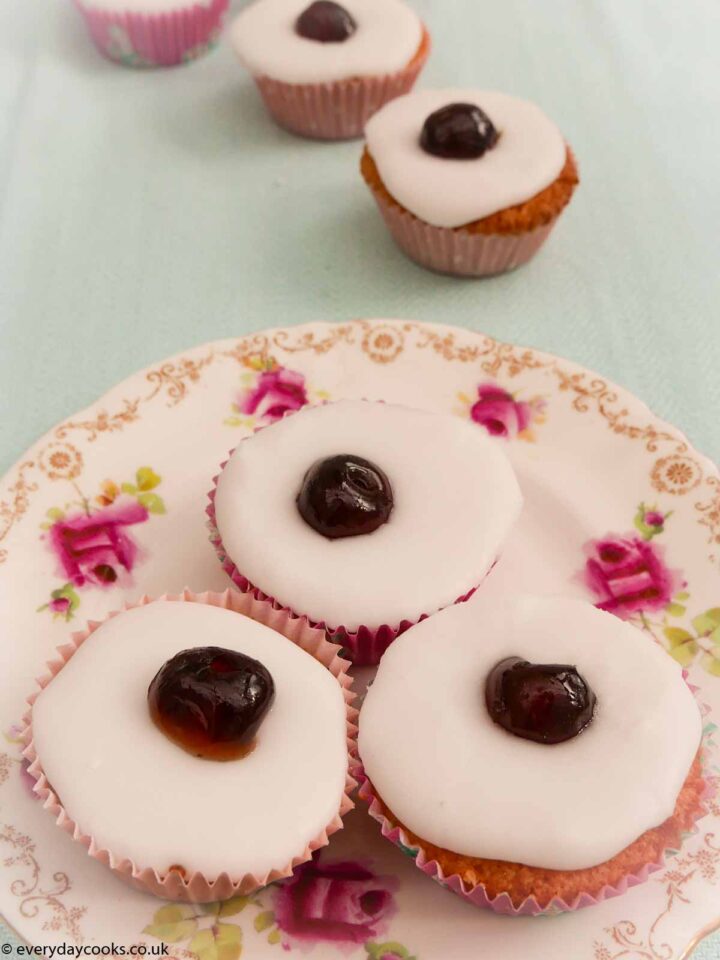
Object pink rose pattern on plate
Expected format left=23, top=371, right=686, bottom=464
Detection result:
left=38, top=467, right=166, bottom=622
left=48, top=500, right=147, bottom=589
left=583, top=534, right=682, bottom=617
left=461, top=381, right=546, bottom=441
left=225, top=357, right=324, bottom=429
left=272, top=856, right=397, bottom=949
left=140, top=854, right=413, bottom=959
left=238, top=367, right=308, bottom=423
left=581, top=502, right=720, bottom=677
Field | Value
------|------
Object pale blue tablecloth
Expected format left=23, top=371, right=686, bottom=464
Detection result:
left=1, top=0, right=719, bottom=955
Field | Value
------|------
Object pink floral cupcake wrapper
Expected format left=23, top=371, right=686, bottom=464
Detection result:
left=252, top=30, right=430, bottom=141
left=366, top=184, right=558, bottom=278
left=21, top=588, right=358, bottom=903
left=356, top=687, right=716, bottom=917
left=207, top=456, right=478, bottom=666
left=75, top=0, right=228, bottom=68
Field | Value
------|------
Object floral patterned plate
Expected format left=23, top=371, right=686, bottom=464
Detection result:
left=1, top=319, right=719, bottom=960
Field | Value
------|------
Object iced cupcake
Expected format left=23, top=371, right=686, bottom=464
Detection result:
left=358, top=594, right=708, bottom=914
left=230, top=0, right=430, bottom=140
left=22, top=590, right=356, bottom=902
left=74, top=0, right=229, bottom=67
left=208, top=400, right=522, bottom=665
left=361, top=89, right=579, bottom=276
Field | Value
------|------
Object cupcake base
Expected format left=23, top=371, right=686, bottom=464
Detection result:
left=253, top=28, right=430, bottom=141
left=357, top=751, right=712, bottom=916
left=22, top=589, right=357, bottom=903
left=367, top=185, right=557, bottom=278
left=361, top=144, right=579, bottom=277
left=75, top=0, right=229, bottom=68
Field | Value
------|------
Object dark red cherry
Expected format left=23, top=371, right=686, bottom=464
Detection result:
left=148, top=647, right=275, bottom=761
left=485, top=657, right=596, bottom=745
left=297, top=454, right=393, bottom=539
left=420, top=103, right=499, bottom=160
left=295, top=1, right=357, bottom=42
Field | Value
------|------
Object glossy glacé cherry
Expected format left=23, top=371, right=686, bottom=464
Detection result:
left=148, top=646, right=275, bottom=760
left=296, top=454, right=393, bottom=539
left=295, top=1, right=357, bottom=42
left=485, top=656, right=596, bottom=745
left=420, top=102, right=499, bottom=160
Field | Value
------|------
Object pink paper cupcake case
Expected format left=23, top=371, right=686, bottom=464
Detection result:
left=75, top=0, right=229, bottom=68
left=356, top=691, right=716, bottom=916
left=207, top=460, right=478, bottom=666
left=367, top=185, right=558, bottom=278
left=21, top=588, right=358, bottom=903
left=252, top=29, right=430, bottom=141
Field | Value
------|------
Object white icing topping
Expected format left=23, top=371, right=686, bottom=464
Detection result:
left=32, top=601, right=348, bottom=878
left=365, top=89, right=567, bottom=228
left=214, top=400, right=523, bottom=632
left=358, top=593, right=703, bottom=871
left=230, top=0, right=423, bottom=85
left=80, top=0, right=216, bottom=12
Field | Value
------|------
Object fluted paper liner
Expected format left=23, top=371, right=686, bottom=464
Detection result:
left=365, top=183, right=558, bottom=278
left=357, top=683, right=716, bottom=916
left=75, top=0, right=228, bottom=68
left=21, top=588, right=357, bottom=903
left=207, top=447, right=479, bottom=666
left=251, top=28, right=430, bottom=141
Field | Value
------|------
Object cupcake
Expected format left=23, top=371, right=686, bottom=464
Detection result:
left=358, top=594, right=708, bottom=914
left=208, top=399, right=523, bottom=665
left=361, top=89, right=579, bottom=276
left=230, top=0, right=430, bottom=140
left=22, top=590, right=355, bottom=902
left=74, top=0, right=229, bottom=68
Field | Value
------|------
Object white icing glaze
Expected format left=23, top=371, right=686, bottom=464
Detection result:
left=80, top=0, right=215, bottom=12
left=230, top=0, right=423, bottom=85
left=365, top=89, right=567, bottom=228
left=32, top=601, right=348, bottom=878
left=358, top=593, right=703, bottom=871
left=214, top=400, right=523, bottom=632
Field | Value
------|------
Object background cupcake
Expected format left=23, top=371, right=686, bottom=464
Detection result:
left=74, top=0, right=229, bottom=67
left=362, top=89, right=579, bottom=276
left=230, top=0, right=430, bottom=140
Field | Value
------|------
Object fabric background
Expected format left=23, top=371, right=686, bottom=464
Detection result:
left=1, top=0, right=718, bottom=955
